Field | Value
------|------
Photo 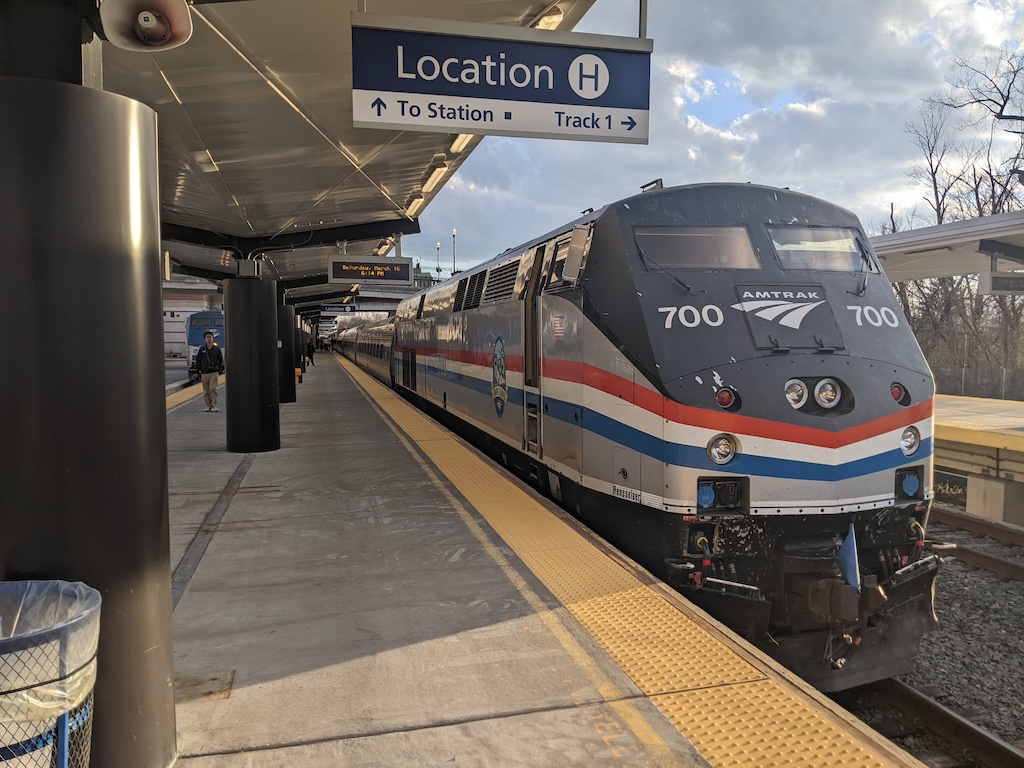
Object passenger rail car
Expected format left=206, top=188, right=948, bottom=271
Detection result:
left=338, top=320, right=395, bottom=384
left=348, top=183, right=940, bottom=691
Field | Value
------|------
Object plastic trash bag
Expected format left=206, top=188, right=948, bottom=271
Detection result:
left=0, top=581, right=101, bottom=723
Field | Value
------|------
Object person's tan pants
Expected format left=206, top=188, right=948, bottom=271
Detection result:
left=201, top=373, right=220, bottom=408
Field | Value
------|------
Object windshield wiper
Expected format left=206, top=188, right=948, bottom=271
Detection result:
left=847, top=236, right=871, bottom=297
left=633, top=235, right=704, bottom=297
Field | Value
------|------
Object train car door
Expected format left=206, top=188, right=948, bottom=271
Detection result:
left=522, top=242, right=551, bottom=456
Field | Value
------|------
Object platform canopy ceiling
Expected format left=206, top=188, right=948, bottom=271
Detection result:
left=100, top=0, right=597, bottom=307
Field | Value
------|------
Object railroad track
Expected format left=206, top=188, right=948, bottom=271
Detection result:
left=927, top=507, right=1024, bottom=581
left=832, top=678, right=1024, bottom=768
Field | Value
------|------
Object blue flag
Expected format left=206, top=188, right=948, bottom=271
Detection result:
left=837, top=522, right=861, bottom=592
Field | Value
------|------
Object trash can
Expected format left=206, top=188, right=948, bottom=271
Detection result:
left=0, top=581, right=101, bottom=768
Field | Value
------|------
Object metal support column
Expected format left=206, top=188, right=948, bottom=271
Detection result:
left=278, top=304, right=297, bottom=403
left=0, top=0, right=85, bottom=84
left=225, top=277, right=280, bottom=452
left=0, top=78, right=176, bottom=768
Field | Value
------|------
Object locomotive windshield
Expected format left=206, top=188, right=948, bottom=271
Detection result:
left=768, top=226, right=877, bottom=272
left=634, top=226, right=761, bottom=270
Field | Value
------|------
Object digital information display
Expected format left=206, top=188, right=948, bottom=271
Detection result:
left=329, top=256, right=413, bottom=286
left=980, top=271, right=1024, bottom=295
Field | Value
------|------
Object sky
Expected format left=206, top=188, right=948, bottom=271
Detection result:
left=402, top=0, right=1024, bottom=278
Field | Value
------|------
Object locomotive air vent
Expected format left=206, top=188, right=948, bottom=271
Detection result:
left=482, top=259, right=520, bottom=304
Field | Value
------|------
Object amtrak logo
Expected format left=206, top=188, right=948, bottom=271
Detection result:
left=732, top=290, right=826, bottom=330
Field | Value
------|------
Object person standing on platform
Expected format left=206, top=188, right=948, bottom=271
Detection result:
left=195, top=331, right=225, bottom=412
left=306, top=338, right=315, bottom=366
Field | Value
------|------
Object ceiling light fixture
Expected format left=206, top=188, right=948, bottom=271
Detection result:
left=422, top=164, right=448, bottom=194
left=532, top=7, right=563, bottom=30
left=405, top=195, right=425, bottom=218
left=449, top=134, right=473, bottom=154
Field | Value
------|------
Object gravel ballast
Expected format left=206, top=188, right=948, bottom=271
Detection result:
left=898, top=557, right=1024, bottom=745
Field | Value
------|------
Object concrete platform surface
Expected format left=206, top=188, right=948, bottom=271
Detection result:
left=936, top=393, right=1024, bottom=432
left=166, top=358, right=707, bottom=767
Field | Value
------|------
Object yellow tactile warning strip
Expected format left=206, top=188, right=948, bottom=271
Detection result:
left=936, top=419, right=998, bottom=431
left=166, top=376, right=225, bottom=411
left=654, top=682, right=888, bottom=767
left=935, top=421, right=1024, bottom=452
left=934, top=393, right=1024, bottom=452
left=338, top=357, right=925, bottom=768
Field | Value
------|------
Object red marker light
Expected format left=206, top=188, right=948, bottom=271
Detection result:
left=716, top=388, right=735, bottom=408
left=891, top=383, right=905, bottom=402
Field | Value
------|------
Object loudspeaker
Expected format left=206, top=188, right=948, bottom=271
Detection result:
left=98, top=0, right=192, bottom=52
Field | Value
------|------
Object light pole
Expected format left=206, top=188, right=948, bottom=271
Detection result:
left=452, top=228, right=457, bottom=274
left=436, top=241, right=441, bottom=282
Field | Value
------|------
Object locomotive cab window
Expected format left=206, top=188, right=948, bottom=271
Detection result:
left=768, top=226, right=877, bottom=272
left=544, top=239, right=572, bottom=291
left=633, top=226, right=760, bottom=270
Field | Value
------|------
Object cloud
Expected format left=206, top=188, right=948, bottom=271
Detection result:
left=408, top=0, right=1024, bottom=270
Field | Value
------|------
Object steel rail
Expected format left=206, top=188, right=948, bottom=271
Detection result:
left=859, top=679, right=1024, bottom=768
left=928, top=542, right=1024, bottom=581
left=930, top=507, right=1024, bottom=548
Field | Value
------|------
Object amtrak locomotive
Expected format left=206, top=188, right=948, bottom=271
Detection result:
left=338, top=182, right=940, bottom=691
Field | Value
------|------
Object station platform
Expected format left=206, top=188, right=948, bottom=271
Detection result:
left=934, top=394, right=1024, bottom=526
left=164, top=354, right=922, bottom=767
left=935, top=393, right=1024, bottom=448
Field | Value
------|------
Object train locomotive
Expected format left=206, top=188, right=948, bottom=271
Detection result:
left=338, top=182, right=941, bottom=691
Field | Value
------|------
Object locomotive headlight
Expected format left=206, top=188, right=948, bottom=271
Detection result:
left=900, top=426, right=921, bottom=456
left=814, top=378, right=841, bottom=409
left=707, top=433, right=738, bottom=464
left=784, top=379, right=808, bottom=409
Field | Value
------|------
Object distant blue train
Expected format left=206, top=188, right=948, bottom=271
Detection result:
left=186, top=310, right=225, bottom=381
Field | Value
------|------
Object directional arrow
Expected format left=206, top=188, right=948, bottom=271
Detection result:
left=621, top=116, right=636, bottom=131
left=371, top=97, right=387, bottom=116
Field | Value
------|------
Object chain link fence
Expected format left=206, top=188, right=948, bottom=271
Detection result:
left=932, top=367, right=1024, bottom=401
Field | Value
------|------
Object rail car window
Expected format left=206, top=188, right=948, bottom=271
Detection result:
left=768, top=226, right=877, bottom=272
left=188, top=316, right=224, bottom=330
left=633, top=226, right=760, bottom=270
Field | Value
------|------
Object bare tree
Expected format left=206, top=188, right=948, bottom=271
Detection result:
left=953, top=127, right=1024, bottom=218
left=892, top=54, right=1024, bottom=396
left=905, top=101, right=971, bottom=224
left=940, top=43, right=1024, bottom=137
left=872, top=202, right=917, bottom=235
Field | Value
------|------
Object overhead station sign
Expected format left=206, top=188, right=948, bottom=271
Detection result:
left=352, top=13, right=652, bottom=144
left=979, top=271, right=1024, bottom=295
left=329, top=256, right=413, bottom=286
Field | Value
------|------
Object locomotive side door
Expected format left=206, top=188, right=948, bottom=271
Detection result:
left=522, top=242, right=552, bottom=456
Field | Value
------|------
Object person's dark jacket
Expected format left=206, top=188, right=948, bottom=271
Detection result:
left=196, top=345, right=225, bottom=375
